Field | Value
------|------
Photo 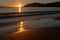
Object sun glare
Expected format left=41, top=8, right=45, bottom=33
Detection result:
left=18, top=4, right=21, bottom=12
left=19, top=4, right=21, bottom=7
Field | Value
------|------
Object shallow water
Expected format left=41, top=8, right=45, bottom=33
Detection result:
left=0, top=13, right=60, bottom=34
left=0, top=7, right=60, bottom=34
left=0, top=7, right=60, bottom=13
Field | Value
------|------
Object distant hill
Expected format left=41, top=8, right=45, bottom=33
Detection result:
left=46, top=2, right=60, bottom=7
left=24, top=2, right=60, bottom=7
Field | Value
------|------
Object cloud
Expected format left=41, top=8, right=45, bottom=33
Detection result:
left=0, top=0, right=60, bottom=4
left=19, top=0, right=60, bottom=3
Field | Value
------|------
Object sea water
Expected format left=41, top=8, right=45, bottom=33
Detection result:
left=0, top=7, right=60, bottom=13
left=0, top=7, right=60, bottom=34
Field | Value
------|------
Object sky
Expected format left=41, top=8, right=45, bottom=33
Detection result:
left=0, top=0, right=60, bottom=7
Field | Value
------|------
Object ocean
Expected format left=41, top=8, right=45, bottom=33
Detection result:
left=0, top=7, right=60, bottom=34
left=0, top=7, right=60, bottom=13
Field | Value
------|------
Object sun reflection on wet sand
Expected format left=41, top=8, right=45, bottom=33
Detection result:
left=15, top=21, right=28, bottom=34
left=19, top=21, right=25, bottom=32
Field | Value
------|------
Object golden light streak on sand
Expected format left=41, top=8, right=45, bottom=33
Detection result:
left=20, top=21, right=24, bottom=32
left=14, top=21, right=28, bottom=34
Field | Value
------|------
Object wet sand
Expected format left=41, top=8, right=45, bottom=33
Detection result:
left=0, top=26, right=60, bottom=40
left=0, top=11, right=60, bottom=40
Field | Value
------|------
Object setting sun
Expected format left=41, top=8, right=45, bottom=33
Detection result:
left=18, top=4, right=22, bottom=7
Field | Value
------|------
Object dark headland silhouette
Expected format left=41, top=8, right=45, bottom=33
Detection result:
left=24, top=1, right=60, bottom=7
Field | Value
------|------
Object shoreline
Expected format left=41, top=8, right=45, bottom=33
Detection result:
left=0, top=11, right=60, bottom=18
left=0, top=26, right=60, bottom=40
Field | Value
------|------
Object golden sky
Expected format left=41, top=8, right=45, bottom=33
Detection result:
left=0, top=0, right=26, bottom=7
left=0, top=0, right=60, bottom=7
left=0, top=3, right=25, bottom=7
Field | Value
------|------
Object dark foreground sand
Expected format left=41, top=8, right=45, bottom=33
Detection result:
left=0, top=26, right=60, bottom=40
